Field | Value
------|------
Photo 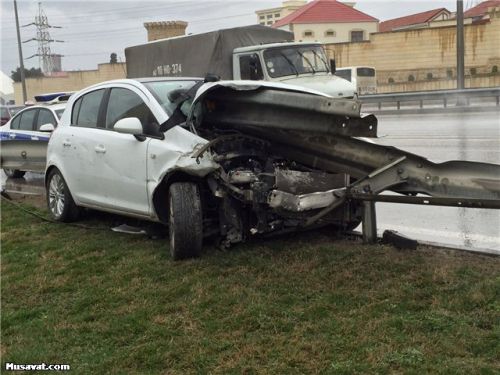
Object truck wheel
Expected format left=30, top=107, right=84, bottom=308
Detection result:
left=168, top=182, right=203, bottom=260
left=46, top=169, right=80, bottom=222
left=4, top=169, right=25, bottom=178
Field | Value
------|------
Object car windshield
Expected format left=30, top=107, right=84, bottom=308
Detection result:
left=263, top=46, right=329, bottom=78
left=143, top=80, right=199, bottom=116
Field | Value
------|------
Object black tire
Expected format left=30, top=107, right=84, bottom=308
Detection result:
left=168, top=182, right=203, bottom=260
left=46, top=169, right=80, bottom=222
left=4, top=169, right=25, bottom=178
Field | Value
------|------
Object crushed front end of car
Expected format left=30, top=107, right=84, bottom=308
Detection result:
left=161, top=81, right=500, bottom=250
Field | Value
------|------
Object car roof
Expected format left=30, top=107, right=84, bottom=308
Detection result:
left=234, top=41, right=322, bottom=54
left=17, top=103, right=66, bottom=113
left=77, top=77, right=203, bottom=93
left=135, top=77, right=203, bottom=83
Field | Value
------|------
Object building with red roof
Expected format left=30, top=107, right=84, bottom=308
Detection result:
left=256, top=0, right=379, bottom=43
left=379, top=1, right=500, bottom=33
left=379, top=8, right=451, bottom=33
left=464, top=0, right=500, bottom=21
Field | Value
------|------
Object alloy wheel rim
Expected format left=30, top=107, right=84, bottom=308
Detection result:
left=48, top=174, right=65, bottom=218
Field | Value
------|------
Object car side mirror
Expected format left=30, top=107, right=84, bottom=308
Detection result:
left=39, top=123, right=55, bottom=132
left=330, top=59, right=336, bottom=74
left=204, top=73, right=220, bottom=83
left=114, top=117, right=143, bottom=135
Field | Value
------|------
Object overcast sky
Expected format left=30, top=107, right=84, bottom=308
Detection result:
left=1, top=0, right=467, bottom=76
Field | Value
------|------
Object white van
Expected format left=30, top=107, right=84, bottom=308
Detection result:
left=335, top=66, right=377, bottom=95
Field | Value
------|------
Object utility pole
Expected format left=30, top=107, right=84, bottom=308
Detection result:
left=14, top=0, right=27, bottom=103
left=457, top=0, right=465, bottom=90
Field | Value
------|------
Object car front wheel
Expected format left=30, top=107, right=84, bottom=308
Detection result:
left=168, top=182, right=203, bottom=260
left=4, top=168, right=25, bottom=178
left=46, top=169, right=80, bottom=222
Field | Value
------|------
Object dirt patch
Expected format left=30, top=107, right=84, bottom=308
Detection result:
left=2, top=192, right=46, bottom=210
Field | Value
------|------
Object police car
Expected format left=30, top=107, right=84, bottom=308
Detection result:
left=1, top=93, right=71, bottom=178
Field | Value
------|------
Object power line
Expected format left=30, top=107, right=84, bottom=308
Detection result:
left=2, top=11, right=254, bottom=43
left=21, top=1, right=64, bottom=74
left=8, top=1, right=251, bottom=24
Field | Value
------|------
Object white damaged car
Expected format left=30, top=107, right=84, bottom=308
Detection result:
left=46, top=77, right=499, bottom=259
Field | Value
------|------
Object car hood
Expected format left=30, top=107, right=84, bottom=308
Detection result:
left=194, top=80, right=332, bottom=101
left=278, top=74, right=357, bottom=98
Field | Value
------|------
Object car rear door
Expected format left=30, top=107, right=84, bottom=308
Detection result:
left=1, top=108, right=39, bottom=171
left=60, top=88, right=107, bottom=204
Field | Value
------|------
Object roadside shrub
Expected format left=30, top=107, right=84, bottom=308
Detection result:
left=408, top=75, right=415, bottom=82
left=427, top=72, right=433, bottom=80
left=388, top=77, right=395, bottom=83
left=492, top=65, right=498, bottom=74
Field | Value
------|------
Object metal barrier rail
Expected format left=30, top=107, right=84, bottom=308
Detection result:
left=360, top=87, right=500, bottom=110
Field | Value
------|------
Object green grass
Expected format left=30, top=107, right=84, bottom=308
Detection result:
left=1, top=199, right=499, bottom=374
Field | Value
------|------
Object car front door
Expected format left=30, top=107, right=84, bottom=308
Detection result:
left=94, top=86, right=156, bottom=216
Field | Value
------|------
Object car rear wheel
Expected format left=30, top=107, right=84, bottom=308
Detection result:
left=46, top=169, right=80, bottom=222
left=168, top=182, right=203, bottom=260
left=4, top=169, right=25, bottom=178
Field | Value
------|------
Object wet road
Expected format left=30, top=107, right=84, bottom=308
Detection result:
left=372, top=111, right=500, bottom=252
left=2, top=111, right=499, bottom=252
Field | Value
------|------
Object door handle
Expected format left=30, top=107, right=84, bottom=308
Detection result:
left=62, top=140, right=72, bottom=147
left=9, top=133, right=16, bottom=139
left=94, top=145, right=106, bottom=154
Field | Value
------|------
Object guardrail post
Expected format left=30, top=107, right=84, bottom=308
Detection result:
left=362, top=201, right=377, bottom=244
left=497, top=95, right=499, bottom=106
left=397, top=101, right=400, bottom=110
left=419, top=99, right=423, bottom=109
left=378, top=102, right=381, bottom=110
left=444, top=98, right=447, bottom=108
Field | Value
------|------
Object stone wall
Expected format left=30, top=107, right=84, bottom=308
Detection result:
left=13, top=63, right=126, bottom=104
left=143, top=21, right=188, bottom=42
left=325, top=7, right=500, bottom=92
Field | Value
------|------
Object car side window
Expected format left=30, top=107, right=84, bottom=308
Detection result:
left=36, top=109, right=57, bottom=130
left=10, top=114, right=21, bottom=130
left=239, top=54, right=264, bottom=80
left=18, top=109, right=37, bottom=131
left=71, top=97, right=82, bottom=124
left=73, top=89, right=105, bottom=128
left=105, top=88, right=157, bottom=136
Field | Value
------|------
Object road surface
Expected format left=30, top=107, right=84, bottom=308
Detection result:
left=372, top=111, right=500, bottom=252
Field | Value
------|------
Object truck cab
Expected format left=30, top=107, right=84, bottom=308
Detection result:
left=233, top=42, right=357, bottom=99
